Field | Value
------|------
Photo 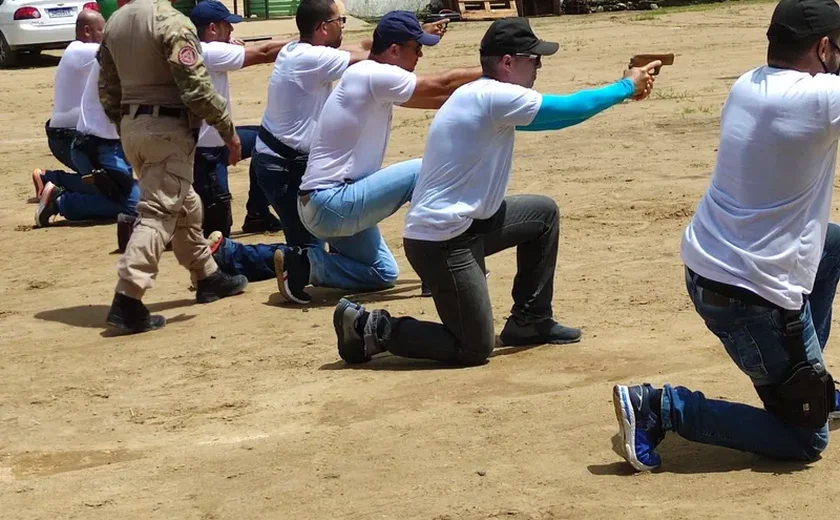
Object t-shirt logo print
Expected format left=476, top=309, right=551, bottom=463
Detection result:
left=178, top=46, right=197, bottom=66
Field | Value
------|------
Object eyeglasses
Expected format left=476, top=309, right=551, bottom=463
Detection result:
left=324, top=16, right=346, bottom=25
left=514, top=53, right=541, bottom=66
left=399, top=41, right=423, bottom=55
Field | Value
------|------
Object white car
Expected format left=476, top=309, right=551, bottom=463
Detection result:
left=0, top=0, right=99, bottom=67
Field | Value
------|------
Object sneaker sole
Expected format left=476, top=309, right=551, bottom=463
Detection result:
left=273, top=250, right=310, bottom=305
left=34, top=182, right=57, bottom=227
left=612, top=385, right=657, bottom=472
left=196, top=277, right=248, bottom=304
left=499, top=334, right=581, bottom=347
left=334, top=298, right=370, bottom=364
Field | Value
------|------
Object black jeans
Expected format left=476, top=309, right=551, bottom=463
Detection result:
left=253, top=151, right=316, bottom=247
left=368, top=194, right=560, bottom=366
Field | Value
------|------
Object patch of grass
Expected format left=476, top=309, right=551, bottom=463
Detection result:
left=651, top=88, right=696, bottom=101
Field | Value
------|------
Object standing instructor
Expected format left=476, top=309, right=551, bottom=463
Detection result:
left=98, top=0, right=248, bottom=334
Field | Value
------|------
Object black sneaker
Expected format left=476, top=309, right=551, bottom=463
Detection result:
left=334, top=298, right=374, bottom=364
left=499, top=316, right=581, bottom=346
left=195, top=270, right=248, bottom=304
left=242, top=213, right=283, bottom=233
left=34, top=182, right=62, bottom=228
left=106, top=293, right=166, bottom=334
left=274, top=247, right=312, bottom=304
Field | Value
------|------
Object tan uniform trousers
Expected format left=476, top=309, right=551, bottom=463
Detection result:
left=115, top=113, right=218, bottom=300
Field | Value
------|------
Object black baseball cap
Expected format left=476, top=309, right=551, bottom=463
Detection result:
left=767, top=0, right=840, bottom=42
left=479, top=17, right=559, bottom=57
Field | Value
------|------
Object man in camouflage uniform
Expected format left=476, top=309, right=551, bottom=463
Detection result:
left=98, top=0, right=248, bottom=334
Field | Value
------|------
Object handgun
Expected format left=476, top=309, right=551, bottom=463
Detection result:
left=629, top=53, right=675, bottom=75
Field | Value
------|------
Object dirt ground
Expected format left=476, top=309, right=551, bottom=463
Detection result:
left=3, top=2, right=840, bottom=518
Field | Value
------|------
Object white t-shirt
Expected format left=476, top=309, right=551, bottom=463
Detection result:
left=681, top=66, right=840, bottom=310
left=255, top=42, right=350, bottom=156
left=76, top=62, right=119, bottom=140
left=403, top=78, right=541, bottom=241
left=50, top=41, right=99, bottom=129
left=300, top=60, right=418, bottom=191
left=197, top=41, right=245, bottom=148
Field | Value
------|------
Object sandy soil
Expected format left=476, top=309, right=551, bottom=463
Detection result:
left=3, top=2, right=840, bottom=519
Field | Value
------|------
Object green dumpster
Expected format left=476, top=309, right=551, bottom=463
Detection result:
left=173, top=0, right=197, bottom=16
left=245, top=0, right=299, bottom=19
left=97, top=0, right=119, bottom=20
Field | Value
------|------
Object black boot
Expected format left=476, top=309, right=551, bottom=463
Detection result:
left=195, top=270, right=248, bottom=304
left=106, top=293, right=166, bottom=334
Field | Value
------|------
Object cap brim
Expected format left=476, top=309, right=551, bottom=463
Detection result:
left=418, top=32, right=441, bottom=46
left=225, top=14, right=243, bottom=23
left=531, top=40, right=559, bottom=56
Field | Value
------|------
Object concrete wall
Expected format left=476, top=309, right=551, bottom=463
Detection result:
left=343, top=0, right=427, bottom=18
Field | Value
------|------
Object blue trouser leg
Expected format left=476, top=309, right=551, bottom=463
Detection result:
left=297, top=158, right=420, bottom=291
left=193, top=146, right=232, bottom=237
left=42, top=170, right=98, bottom=194
left=45, top=122, right=78, bottom=172
left=234, top=125, right=272, bottom=218
left=59, top=138, right=138, bottom=221
left=809, top=223, right=840, bottom=350
left=659, top=255, right=839, bottom=461
left=215, top=237, right=283, bottom=282
left=254, top=152, right=318, bottom=247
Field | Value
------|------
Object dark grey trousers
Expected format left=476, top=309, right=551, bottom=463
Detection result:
left=367, top=195, right=560, bottom=366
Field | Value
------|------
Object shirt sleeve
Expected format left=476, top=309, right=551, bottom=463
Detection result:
left=368, top=63, right=417, bottom=105
left=488, top=83, right=543, bottom=127
left=516, top=79, right=634, bottom=132
left=201, top=41, right=246, bottom=73
left=313, top=46, right=351, bottom=83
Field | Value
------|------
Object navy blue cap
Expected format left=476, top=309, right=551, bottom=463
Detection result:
left=190, top=0, right=243, bottom=27
left=374, top=10, right=440, bottom=47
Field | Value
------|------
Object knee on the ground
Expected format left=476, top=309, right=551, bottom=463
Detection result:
left=800, top=428, right=829, bottom=461
left=370, top=258, right=400, bottom=289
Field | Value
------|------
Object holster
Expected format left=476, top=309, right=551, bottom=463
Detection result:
left=117, top=213, right=137, bottom=253
left=75, top=133, right=134, bottom=201
left=754, top=309, right=836, bottom=430
left=689, top=268, right=836, bottom=429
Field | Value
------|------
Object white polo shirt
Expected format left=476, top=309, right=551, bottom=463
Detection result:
left=76, top=61, right=119, bottom=140
left=403, top=78, right=542, bottom=242
left=50, top=40, right=99, bottom=129
left=681, top=66, right=840, bottom=310
left=197, top=41, right=246, bottom=148
left=300, top=60, right=417, bottom=191
left=254, top=42, right=350, bottom=156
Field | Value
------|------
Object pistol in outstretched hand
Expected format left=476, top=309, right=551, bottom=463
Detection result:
left=629, top=53, right=675, bottom=75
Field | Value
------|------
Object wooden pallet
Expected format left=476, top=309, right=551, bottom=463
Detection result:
left=457, top=0, right=519, bottom=20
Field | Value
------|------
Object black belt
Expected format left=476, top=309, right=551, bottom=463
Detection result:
left=123, top=104, right=188, bottom=118
left=257, top=125, right=307, bottom=160
left=687, top=267, right=784, bottom=310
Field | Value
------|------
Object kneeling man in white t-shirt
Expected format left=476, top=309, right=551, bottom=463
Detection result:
left=331, top=18, right=657, bottom=366
left=271, top=10, right=482, bottom=304
left=613, top=0, right=840, bottom=473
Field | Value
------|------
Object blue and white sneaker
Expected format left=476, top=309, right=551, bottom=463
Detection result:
left=613, top=384, right=665, bottom=472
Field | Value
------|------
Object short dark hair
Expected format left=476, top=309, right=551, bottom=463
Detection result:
left=371, top=30, right=391, bottom=54
left=296, top=0, right=335, bottom=39
left=480, top=55, right=502, bottom=78
left=768, top=29, right=840, bottom=63
left=195, top=24, right=210, bottom=39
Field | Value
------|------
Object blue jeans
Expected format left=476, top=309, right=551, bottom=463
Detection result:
left=297, top=158, right=420, bottom=291
left=253, top=151, right=315, bottom=247
left=236, top=125, right=272, bottom=217
left=61, top=138, right=139, bottom=221
left=214, top=236, right=284, bottom=282
left=664, top=223, right=840, bottom=461
left=45, top=120, right=77, bottom=172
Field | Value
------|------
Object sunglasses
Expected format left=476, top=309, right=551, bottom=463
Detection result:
left=514, top=53, right=542, bottom=66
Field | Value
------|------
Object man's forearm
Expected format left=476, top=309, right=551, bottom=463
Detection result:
left=244, top=38, right=292, bottom=66
left=440, top=66, right=483, bottom=95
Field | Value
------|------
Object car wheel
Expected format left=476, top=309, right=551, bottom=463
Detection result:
left=0, top=31, right=19, bottom=68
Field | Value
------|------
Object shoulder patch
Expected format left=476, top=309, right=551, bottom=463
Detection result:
left=178, top=45, right=197, bottom=66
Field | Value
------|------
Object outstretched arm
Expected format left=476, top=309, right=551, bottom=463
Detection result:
left=400, top=67, right=483, bottom=109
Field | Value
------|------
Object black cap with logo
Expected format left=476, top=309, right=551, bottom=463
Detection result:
left=479, top=17, right=559, bottom=57
left=767, top=0, right=840, bottom=42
